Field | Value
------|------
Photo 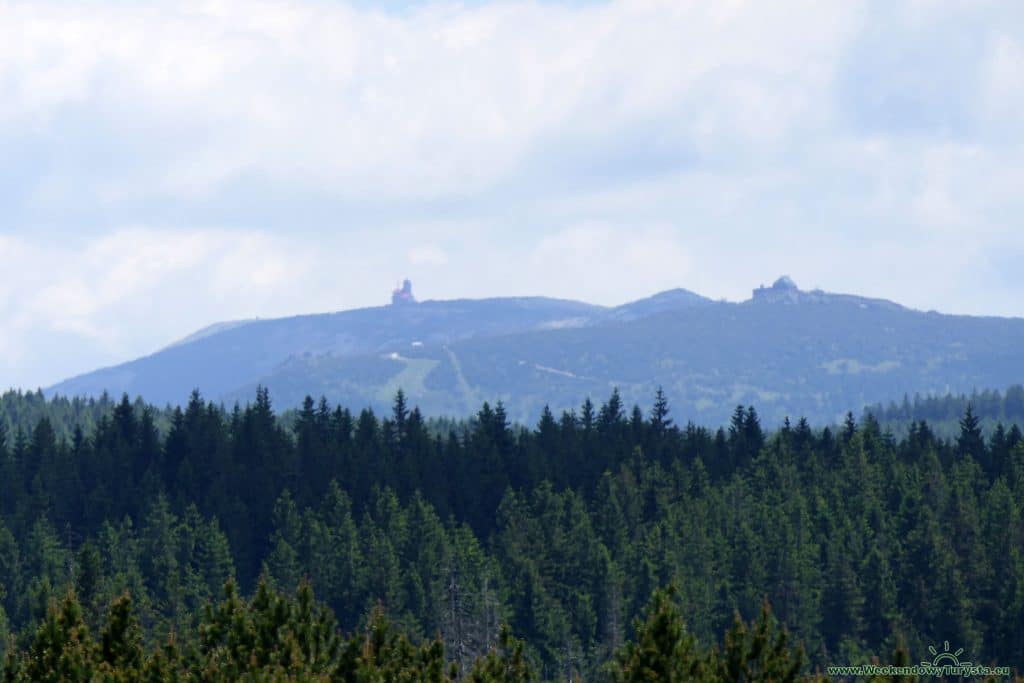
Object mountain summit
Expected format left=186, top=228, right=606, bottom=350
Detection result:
left=750, top=276, right=906, bottom=311
left=47, top=282, right=1024, bottom=424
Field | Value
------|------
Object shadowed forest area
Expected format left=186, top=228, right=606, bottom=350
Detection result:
left=1, top=388, right=1023, bottom=680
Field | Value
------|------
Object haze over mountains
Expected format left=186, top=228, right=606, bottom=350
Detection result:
left=48, top=277, right=1024, bottom=424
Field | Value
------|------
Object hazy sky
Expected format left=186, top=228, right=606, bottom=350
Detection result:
left=1, top=0, right=1023, bottom=389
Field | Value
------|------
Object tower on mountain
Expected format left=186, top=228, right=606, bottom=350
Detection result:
left=391, top=279, right=416, bottom=305
left=752, top=276, right=801, bottom=303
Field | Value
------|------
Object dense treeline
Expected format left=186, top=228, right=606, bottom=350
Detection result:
left=867, top=384, right=1024, bottom=436
left=1, top=387, right=1023, bottom=679
left=12, top=382, right=1023, bottom=444
left=0, top=390, right=164, bottom=443
left=1, top=577, right=825, bottom=682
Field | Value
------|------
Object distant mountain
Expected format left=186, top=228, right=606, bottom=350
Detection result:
left=48, top=293, right=614, bottom=407
left=600, top=287, right=712, bottom=323
left=161, top=319, right=259, bottom=350
left=48, top=277, right=1024, bottom=424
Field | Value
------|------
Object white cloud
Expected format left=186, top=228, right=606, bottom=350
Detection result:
left=0, top=0, right=860, bottom=203
left=408, top=244, right=449, bottom=266
left=983, top=34, right=1024, bottom=130
left=530, top=224, right=691, bottom=304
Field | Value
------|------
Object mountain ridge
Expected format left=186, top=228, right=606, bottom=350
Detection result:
left=47, top=278, right=1024, bottom=424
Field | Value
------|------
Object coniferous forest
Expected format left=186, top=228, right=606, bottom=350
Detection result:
left=1, top=387, right=1023, bottom=680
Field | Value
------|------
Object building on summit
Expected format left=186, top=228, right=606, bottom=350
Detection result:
left=752, top=276, right=802, bottom=304
left=391, top=279, right=416, bottom=305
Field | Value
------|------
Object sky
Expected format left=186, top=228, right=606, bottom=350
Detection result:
left=1, top=0, right=1023, bottom=389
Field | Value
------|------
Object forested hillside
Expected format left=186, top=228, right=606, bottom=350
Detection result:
left=0, top=390, right=164, bottom=442
left=2, top=388, right=1023, bottom=680
left=49, top=278, right=1024, bottom=425
left=867, top=384, right=1024, bottom=436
